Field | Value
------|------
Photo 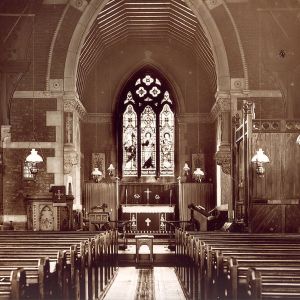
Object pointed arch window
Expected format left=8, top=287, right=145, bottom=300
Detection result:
left=120, top=71, right=175, bottom=178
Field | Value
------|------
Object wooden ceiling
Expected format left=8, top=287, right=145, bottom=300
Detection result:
left=77, top=0, right=216, bottom=98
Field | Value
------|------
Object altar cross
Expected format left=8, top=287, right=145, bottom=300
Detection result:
left=145, top=218, right=151, bottom=227
left=55, top=190, right=64, bottom=201
left=144, top=188, right=152, bottom=204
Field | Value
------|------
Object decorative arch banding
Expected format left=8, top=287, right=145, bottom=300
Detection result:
left=62, top=0, right=233, bottom=100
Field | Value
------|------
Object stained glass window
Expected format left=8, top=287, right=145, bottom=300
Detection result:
left=141, top=106, right=156, bottom=176
left=160, top=104, right=174, bottom=176
left=120, top=70, right=175, bottom=178
left=122, top=105, right=138, bottom=176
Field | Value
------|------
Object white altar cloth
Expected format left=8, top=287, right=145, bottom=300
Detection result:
left=122, top=205, right=175, bottom=214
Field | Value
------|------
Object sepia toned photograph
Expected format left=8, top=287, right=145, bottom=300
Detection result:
left=0, top=0, right=300, bottom=299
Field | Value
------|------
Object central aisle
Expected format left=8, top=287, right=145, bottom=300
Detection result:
left=103, top=267, right=186, bottom=300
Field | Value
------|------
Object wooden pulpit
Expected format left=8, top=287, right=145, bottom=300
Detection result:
left=26, top=191, right=74, bottom=231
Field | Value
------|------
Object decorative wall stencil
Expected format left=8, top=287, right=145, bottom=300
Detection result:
left=92, top=153, right=105, bottom=175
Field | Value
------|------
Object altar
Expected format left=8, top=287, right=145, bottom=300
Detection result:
left=121, top=204, right=175, bottom=232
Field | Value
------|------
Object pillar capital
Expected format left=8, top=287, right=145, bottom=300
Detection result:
left=63, top=92, right=87, bottom=120
left=215, top=143, right=231, bottom=175
left=210, top=91, right=231, bottom=121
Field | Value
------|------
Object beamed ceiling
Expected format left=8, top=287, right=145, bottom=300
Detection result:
left=77, top=0, right=217, bottom=100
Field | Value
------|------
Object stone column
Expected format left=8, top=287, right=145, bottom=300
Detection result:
left=213, top=92, right=233, bottom=219
left=63, top=92, right=86, bottom=210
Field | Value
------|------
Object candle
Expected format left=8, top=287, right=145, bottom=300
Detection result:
left=125, top=188, right=128, bottom=206
left=169, top=189, right=172, bottom=205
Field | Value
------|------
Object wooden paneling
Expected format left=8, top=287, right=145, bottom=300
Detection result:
left=83, top=183, right=117, bottom=221
left=180, top=183, right=213, bottom=221
left=250, top=204, right=300, bottom=233
left=285, top=205, right=300, bottom=233
left=251, top=132, right=300, bottom=201
left=250, top=205, right=283, bottom=233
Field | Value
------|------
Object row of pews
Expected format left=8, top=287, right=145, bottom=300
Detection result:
left=0, top=230, right=118, bottom=300
left=175, top=229, right=300, bottom=300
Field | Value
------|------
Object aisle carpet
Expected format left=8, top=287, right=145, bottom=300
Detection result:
left=135, top=269, right=155, bottom=300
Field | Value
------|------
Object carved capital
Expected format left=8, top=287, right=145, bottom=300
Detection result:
left=215, top=144, right=232, bottom=175
left=64, top=146, right=79, bottom=174
left=210, top=92, right=231, bottom=121
left=63, top=92, right=87, bottom=120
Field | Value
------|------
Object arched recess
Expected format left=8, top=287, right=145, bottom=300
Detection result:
left=62, top=0, right=234, bottom=95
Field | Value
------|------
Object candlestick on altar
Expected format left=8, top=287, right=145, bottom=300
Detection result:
left=125, top=188, right=128, bottom=206
left=169, top=189, right=172, bottom=206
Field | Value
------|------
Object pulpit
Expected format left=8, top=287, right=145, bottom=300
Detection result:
left=26, top=194, right=74, bottom=231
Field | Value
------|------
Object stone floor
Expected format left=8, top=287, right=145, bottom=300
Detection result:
left=103, top=267, right=186, bottom=300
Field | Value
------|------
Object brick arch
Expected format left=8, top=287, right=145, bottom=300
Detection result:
left=61, top=0, right=233, bottom=95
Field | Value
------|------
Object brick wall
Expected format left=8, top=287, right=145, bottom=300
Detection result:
left=17, top=4, right=64, bottom=91
left=2, top=148, right=55, bottom=223
left=10, top=98, right=56, bottom=142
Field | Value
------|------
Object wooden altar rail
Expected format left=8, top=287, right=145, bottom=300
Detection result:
left=0, top=230, right=118, bottom=300
left=175, top=229, right=300, bottom=300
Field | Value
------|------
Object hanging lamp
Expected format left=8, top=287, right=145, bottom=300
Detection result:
left=107, top=163, right=115, bottom=177
left=193, top=167, right=204, bottom=182
left=26, top=149, right=43, bottom=174
left=91, top=167, right=103, bottom=183
left=251, top=148, right=270, bottom=177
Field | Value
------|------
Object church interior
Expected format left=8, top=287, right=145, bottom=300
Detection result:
left=1, top=0, right=300, bottom=299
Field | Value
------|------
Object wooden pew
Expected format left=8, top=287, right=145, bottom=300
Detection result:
left=0, top=230, right=118, bottom=300
left=223, top=257, right=300, bottom=300
left=246, top=267, right=300, bottom=300
left=175, top=229, right=300, bottom=300
left=0, top=268, right=26, bottom=300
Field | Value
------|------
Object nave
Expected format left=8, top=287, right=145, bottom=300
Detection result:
left=0, top=227, right=300, bottom=299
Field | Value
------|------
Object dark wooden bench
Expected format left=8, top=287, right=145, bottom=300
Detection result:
left=0, top=230, right=118, bottom=300
left=175, top=229, right=300, bottom=300
left=246, top=267, right=300, bottom=300
left=0, top=268, right=26, bottom=300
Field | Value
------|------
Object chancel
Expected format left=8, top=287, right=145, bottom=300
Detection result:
left=1, top=0, right=300, bottom=299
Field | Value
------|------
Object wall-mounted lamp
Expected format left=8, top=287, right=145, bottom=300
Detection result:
left=296, top=135, right=300, bottom=145
left=26, top=149, right=43, bottom=175
left=91, top=167, right=103, bottom=183
left=183, top=163, right=190, bottom=176
left=193, top=167, right=204, bottom=182
left=251, top=148, right=270, bottom=177
left=107, top=163, right=115, bottom=177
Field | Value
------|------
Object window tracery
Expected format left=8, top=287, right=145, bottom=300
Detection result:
left=121, top=71, right=175, bottom=178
